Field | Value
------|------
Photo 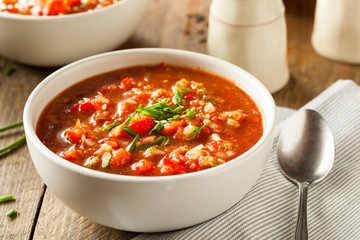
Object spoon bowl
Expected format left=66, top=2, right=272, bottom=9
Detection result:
left=277, top=109, right=335, bottom=240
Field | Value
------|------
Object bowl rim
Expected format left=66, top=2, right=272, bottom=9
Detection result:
left=0, top=0, right=135, bottom=21
left=23, top=48, right=276, bottom=183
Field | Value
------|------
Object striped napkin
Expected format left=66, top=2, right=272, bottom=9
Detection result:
left=133, top=80, right=360, bottom=240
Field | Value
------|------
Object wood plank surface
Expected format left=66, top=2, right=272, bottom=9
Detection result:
left=0, top=0, right=359, bottom=239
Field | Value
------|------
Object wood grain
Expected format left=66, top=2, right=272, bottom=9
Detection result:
left=0, top=0, right=359, bottom=239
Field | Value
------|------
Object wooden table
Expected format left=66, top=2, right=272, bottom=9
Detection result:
left=0, top=0, right=359, bottom=239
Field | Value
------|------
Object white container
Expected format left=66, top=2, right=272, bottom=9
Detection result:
left=23, top=48, right=276, bottom=232
left=207, top=0, right=289, bottom=93
left=0, top=0, right=150, bottom=67
left=312, top=0, right=360, bottom=64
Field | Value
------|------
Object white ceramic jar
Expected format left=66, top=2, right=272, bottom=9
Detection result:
left=312, top=0, right=360, bottom=64
left=207, top=0, right=289, bottom=93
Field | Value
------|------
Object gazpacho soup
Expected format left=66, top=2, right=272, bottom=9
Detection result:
left=0, top=0, right=120, bottom=16
left=36, top=63, right=263, bottom=176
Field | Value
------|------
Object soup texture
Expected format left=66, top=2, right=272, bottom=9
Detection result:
left=36, top=64, right=263, bottom=176
left=0, top=0, right=120, bottom=15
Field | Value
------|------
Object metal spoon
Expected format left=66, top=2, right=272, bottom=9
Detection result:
left=277, top=109, right=335, bottom=240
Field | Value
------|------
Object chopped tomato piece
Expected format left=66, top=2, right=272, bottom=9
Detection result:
left=120, top=77, right=136, bottom=90
left=66, top=0, right=81, bottom=7
left=110, top=148, right=132, bottom=168
left=206, top=140, right=221, bottom=153
left=131, top=91, right=150, bottom=101
left=131, top=159, right=155, bottom=175
left=128, top=115, right=155, bottom=136
left=44, top=0, right=66, bottom=16
left=71, top=101, right=95, bottom=112
left=162, top=120, right=184, bottom=135
left=65, top=127, right=86, bottom=142
left=98, top=138, right=120, bottom=150
left=91, top=94, right=110, bottom=110
left=2, top=0, right=17, bottom=4
left=61, top=147, right=81, bottom=161
left=160, top=158, right=187, bottom=175
left=183, top=95, right=196, bottom=100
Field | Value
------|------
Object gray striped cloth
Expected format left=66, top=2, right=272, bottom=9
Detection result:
left=133, top=80, right=360, bottom=240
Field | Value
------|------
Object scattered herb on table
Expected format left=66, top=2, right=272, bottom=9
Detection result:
left=0, top=195, right=15, bottom=203
left=3, top=65, right=15, bottom=76
left=5, top=208, right=17, bottom=217
left=0, top=121, right=26, bottom=154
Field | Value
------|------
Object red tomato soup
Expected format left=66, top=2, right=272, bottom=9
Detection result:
left=36, top=64, right=263, bottom=176
left=0, top=0, right=120, bottom=16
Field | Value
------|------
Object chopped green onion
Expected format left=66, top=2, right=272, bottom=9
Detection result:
left=0, top=195, right=15, bottom=203
left=178, top=87, right=189, bottom=92
left=95, top=118, right=106, bottom=121
left=149, top=120, right=167, bottom=135
left=213, top=161, right=220, bottom=165
left=85, top=155, right=99, bottom=167
left=161, top=137, right=170, bottom=146
left=4, top=66, right=14, bottom=76
left=101, top=152, right=112, bottom=168
left=0, top=121, right=23, bottom=132
left=126, top=134, right=140, bottom=152
left=6, top=208, right=17, bottom=217
left=136, top=136, right=168, bottom=150
left=0, top=136, right=26, bottom=154
left=190, top=124, right=206, bottom=137
left=121, top=116, right=134, bottom=126
left=203, top=96, right=216, bottom=105
left=172, top=106, right=184, bottom=113
left=104, top=123, right=118, bottom=131
left=167, top=114, right=181, bottom=121
left=185, top=109, right=196, bottom=118
left=174, top=89, right=183, bottom=105
left=120, top=127, right=138, bottom=137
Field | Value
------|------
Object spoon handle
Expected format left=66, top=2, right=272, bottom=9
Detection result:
left=295, top=182, right=309, bottom=240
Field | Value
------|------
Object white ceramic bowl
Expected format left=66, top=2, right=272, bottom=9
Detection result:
left=23, top=48, right=277, bottom=232
left=0, top=0, right=149, bottom=67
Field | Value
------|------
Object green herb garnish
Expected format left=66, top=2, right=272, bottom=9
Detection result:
left=101, top=152, right=112, bottom=168
left=174, top=89, right=183, bottom=105
left=190, top=124, right=206, bottom=137
left=136, top=136, right=169, bottom=150
left=120, top=127, right=138, bottom=137
left=126, top=134, right=140, bottom=152
left=85, top=155, right=99, bottom=167
left=103, top=122, right=118, bottom=131
left=149, top=120, right=167, bottom=135
left=203, top=96, right=215, bottom=105
left=185, top=109, right=196, bottom=118
left=0, top=136, right=26, bottom=155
